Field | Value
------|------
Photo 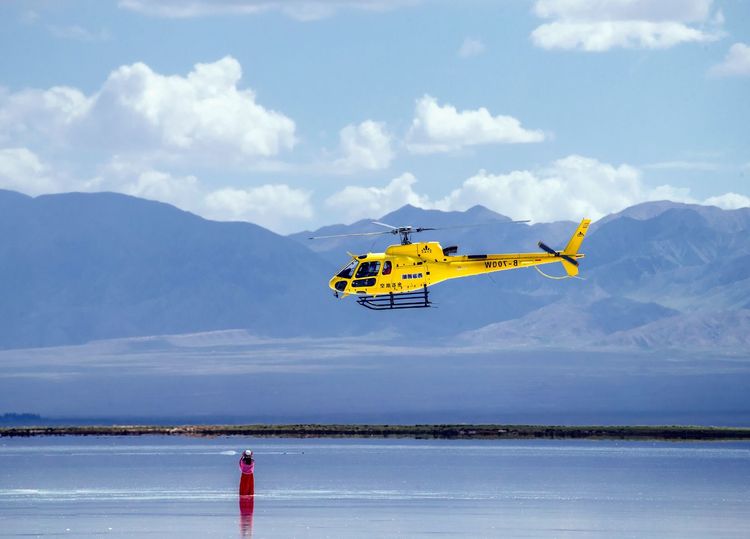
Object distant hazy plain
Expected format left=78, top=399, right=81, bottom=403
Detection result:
left=1, top=332, right=748, bottom=425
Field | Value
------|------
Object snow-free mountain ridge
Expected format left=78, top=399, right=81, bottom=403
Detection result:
left=1, top=188, right=748, bottom=351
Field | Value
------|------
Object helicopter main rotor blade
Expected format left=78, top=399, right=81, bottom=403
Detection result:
left=416, top=220, right=530, bottom=233
left=371, top=221, right=399, bottom=230
left=309, top=218, right=531, bottom=243
left=308, top=230, right=394, bottom=240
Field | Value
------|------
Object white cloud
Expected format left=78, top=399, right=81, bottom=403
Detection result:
left=86, top=159, right=202, bottom=211
left=89, top=56, right=295, bottom=159
left=335, top=120, right=394, bottom=172
left=406, top=95, right=545, bottom=154
left=703, top=192, right=750, bottom=210
left=205, top=184, right=313, bottom=230
left=0, top=147, right=61, bottom=195
left=458, top=38, right=485, bottom=58
left=85, top=157, right=312, bottom=231
left=0, top=85, right=92, bottom=145
left=433, top=155, right=694, bottom=221
left=0, top=57, right=296, bottom=164
left=532, top=21, right=716, bottom=51
left=325, top=173, right=427, bottom=223
left=118, top=170, right=201, bottom=207
left=709, top=43, right=750, bottom=77
left=118, top=0, right=417, bottom=21
left=531, top=0, right=722, bottom=51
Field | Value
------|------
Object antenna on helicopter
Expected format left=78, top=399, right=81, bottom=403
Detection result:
left=309, top=219, right=530, bottom=245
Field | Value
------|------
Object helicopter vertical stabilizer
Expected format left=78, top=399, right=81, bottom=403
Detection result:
left=560, top=218, right=591, bottom=277
left=563, top=218, right=591, bottom=256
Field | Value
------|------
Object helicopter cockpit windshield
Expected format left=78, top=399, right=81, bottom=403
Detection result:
left=336, top=260, right=358, bottom=279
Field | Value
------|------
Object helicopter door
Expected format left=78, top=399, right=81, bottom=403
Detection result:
left=376, top=260, right=400, bottom=292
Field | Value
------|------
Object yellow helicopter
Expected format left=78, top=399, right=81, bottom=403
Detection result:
left=310, top=218, right=591, bottom=309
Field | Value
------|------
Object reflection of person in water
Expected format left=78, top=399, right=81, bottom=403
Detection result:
left=239, top=449, right=255, bottom=537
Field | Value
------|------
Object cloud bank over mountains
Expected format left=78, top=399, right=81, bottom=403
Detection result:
left=4, top=139, right=745, bottom=231
left=325, top=155, right=748, bottom=224
left=0, top=148, right=58, bottom=196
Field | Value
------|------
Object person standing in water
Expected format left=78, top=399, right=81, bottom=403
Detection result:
left=239, top=449, right=255, bottom=537
left=239, top=449, right=255, bottom=496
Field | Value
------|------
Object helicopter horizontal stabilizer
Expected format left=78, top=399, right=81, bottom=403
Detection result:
left=561, top=259, right=579, bottom=277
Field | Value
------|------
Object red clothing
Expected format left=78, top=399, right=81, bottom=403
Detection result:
left=239, top=457, right=255, bottom=496
left=239, top=472, right=255, bottom=496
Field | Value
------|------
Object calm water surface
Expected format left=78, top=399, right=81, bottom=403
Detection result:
left=1, top=437, right=749, bottom=538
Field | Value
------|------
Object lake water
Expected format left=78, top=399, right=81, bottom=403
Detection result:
left=1, top=437, right=749, bottom=538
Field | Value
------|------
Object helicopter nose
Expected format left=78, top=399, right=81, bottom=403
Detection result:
left=332, top=279, right=348, bottom=293
left=328, top=276, right=340, bottom=292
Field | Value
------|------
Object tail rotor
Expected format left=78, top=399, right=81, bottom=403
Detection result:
left=537, top=241, right=579, bottom=267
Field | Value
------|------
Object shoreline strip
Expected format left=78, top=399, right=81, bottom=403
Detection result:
left=2, top=424, right=750, bottom=441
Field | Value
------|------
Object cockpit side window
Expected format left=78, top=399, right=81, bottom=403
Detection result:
left=382, top=260, right=392, bottom=275
left=355, top=261, right=381, bottom=278
left=336, top=260, right=357, bottom=279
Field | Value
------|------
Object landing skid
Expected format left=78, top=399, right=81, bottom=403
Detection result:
left=356, top=285, right=431, bottom=310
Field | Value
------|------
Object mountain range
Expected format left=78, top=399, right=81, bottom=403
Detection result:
left=1, top=188, right=749, bottom=352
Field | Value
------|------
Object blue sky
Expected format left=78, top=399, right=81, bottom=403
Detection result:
left=0, top=0, right=748, bottom=232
